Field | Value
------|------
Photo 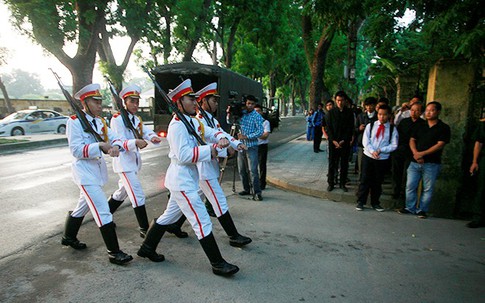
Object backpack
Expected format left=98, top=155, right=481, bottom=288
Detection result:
left=369, top=122, right=394, bottom=143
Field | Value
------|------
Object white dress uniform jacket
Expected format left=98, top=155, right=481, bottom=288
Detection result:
left=110, top=112, right=157, bottom=173
left=196, top=111, right=241, bottom=180
left=66, top=113, right=123, bottom=186
left=164, top=114, right=228, bottom=191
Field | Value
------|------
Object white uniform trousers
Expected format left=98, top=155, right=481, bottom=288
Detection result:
left=198, top=178, right=229, bottom=217
left=156, top=190, right=212, bottom=240
left=111, top=171, right=146, bottom=208
left=71, top=185, right=113, bottom=227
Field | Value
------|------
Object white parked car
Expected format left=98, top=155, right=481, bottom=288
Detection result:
left=0, top=109, right=69, bottom=136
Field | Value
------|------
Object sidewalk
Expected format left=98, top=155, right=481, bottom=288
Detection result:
left=266, top=134, right=396, bottom=209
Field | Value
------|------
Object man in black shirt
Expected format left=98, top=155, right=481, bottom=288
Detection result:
left=399, top=101, right=451, bottom=218
left=468, top=119, right=485, bottom=228
left=391, top=102, right=425, bottom=201
left=355, top=97, right=378, bottom=179
left=326, top=91, right=354, bottom=192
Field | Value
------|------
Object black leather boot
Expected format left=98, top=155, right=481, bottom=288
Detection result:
left=61, top=211, right=87, bottom=250
left=137, top=219, right=166, bottom=262
left=108, top=196, right=124, bottom=214
left=218, top=211, right=252, bottom=247
left=166, top=215, right=189, bottom=238
left=199, top=232, right=239, bottom=276
left=134, top=205, right=149, bottom=238
left=99, top=222, right=133, bottom=265
left=205, top=198, right=216, bottom=217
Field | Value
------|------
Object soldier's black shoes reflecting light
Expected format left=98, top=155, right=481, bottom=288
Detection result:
left=229, top=234, right=252, bottom=247
left=108, top=250, right=133, bottom=265
left=62, top=212, right=86, bottom=249
left=139, top=228, right=148, bottom=238
left=137, top=245, right=165, bottom=262
left=61, top=237, right=87, bottom=250
left=166, top=225, right=189, bottom=238
left=238, top=190, right=251, bottom=196
left=211, top=261, right=239, bottom=276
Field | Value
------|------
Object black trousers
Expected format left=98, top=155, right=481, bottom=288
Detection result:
left=258, top=143, right=268, bottom=189
left=357, top=155, right=389, bottom=206
left=391, top=149, right=411, bottom=198
left=328, top=143, right=350, bottom=186
left=313, top=126, right=323, bottom=152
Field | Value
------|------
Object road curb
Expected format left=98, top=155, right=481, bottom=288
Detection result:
left=267, top=174, right=396, bottom=208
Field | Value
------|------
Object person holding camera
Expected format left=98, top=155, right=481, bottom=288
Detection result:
left=237, top=95, right=265, bottom=201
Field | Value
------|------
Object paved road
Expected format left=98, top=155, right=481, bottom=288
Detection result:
left=0, top=115, right=483, bottom=302
left=0, top=183, right=483, bottom=303
left=0, top=143, right=170, bottom=259
left=0, top=116, right=305, bottom=259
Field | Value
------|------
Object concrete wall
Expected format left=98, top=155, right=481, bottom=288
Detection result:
left=395, top=75, right=419, bottom=106
left=426, top=59, right=476, bottom=218
left=0, top=99, right=71, bottom=117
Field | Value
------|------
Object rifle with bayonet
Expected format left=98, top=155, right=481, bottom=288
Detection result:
left=141, top=65, right=206, bottom=146
left=104, top=76, right=143, bottom=140
left=196, top=102, right=216, bottom=129
left=49, top=68, right=104, bottom=143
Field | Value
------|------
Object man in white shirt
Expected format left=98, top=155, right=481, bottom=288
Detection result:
left=356, top=104, right=398, bottom=211
left=62, top=83, right=132, bottom=265
left=108, top=85, right=162, bottom=238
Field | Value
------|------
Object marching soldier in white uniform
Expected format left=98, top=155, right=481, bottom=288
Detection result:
left=137, top=79, right=244, bottom=276
left=62, top=83, right=133, bottom=265
left=194, top=82, right=252, bottom=247
left=107, top=85, right=161, bottom=238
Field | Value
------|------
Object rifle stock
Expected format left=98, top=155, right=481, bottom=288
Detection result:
left=49, top=69, right=104, bottom=142
left=141, top=65, right=205, bottom=146
left=104, top=77, right=143, bottom=140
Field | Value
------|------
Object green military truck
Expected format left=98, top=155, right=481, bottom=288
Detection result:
left=151, top=62, right=264, bottom=135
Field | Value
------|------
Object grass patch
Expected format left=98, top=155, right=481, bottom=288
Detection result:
left=0, top=138, right=29, bottom=144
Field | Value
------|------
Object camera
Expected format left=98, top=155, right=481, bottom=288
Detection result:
left=227, top=91, right=246, bottom=120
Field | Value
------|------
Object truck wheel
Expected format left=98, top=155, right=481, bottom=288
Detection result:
left=11, top=127, right=25, bottom=136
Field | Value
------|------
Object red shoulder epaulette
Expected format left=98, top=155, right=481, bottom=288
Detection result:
left=70, top=115, right=77, bottom=120
left=174, top=117, right=180, bottom=121
left=113, top=112, right=121, bottom=118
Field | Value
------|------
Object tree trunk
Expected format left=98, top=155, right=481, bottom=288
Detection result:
left=182, top=0, right=212, bottom=62
left=0, top=77, right=14, bottom=114
left=298, top=79, right=308, bottom=112
left=224, top=16, right=241, bottom=68
left=160, top=6, right=172, bottom=65
left=302, top=13, right=334, bottom=109
left=98, top=16, right=140, bottom=90
left=309, top=31, right=333, bottom=108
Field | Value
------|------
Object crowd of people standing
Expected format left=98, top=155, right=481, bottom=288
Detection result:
left=304, top=91, right=483, bottom=227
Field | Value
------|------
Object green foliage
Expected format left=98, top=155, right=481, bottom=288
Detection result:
left=410, top=0, right=483, bottom=60
left=1, top=69, right=44, bottom=98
